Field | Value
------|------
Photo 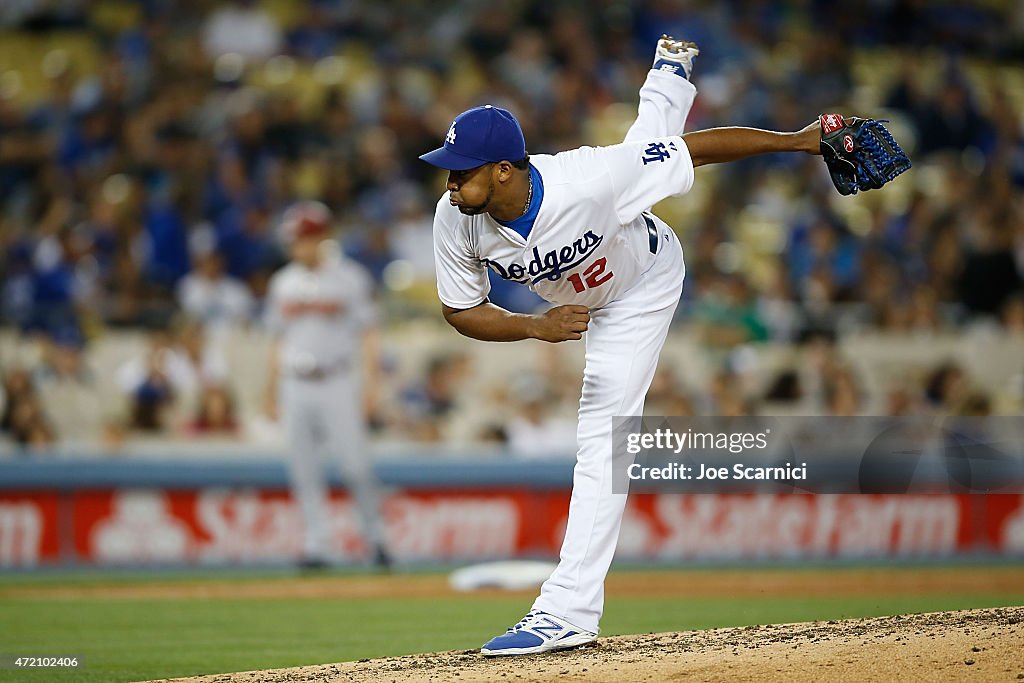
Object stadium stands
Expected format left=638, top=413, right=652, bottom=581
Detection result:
left=1, top=0, right=1021, bottom=453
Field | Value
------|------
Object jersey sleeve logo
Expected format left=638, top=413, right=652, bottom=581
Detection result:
left=641, top=140, right=678, bottom=165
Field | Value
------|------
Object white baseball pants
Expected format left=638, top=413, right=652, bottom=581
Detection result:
left=532, top=226, right=684, bottom=632
left=531, top=69, right=695, bottom=632
left=280, top=369, right=386, bottom=560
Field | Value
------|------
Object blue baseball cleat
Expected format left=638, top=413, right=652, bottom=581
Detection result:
left=652, top=34, right=700, bottom=80
left=480, top=610, right=598, bottom=656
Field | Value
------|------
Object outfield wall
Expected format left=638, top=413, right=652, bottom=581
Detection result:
left=1, top=458, right=1023, bottom=567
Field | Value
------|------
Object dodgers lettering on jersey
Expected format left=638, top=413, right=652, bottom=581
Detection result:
left=432, top=136, right=695, bottom=310
left=265, top=254, right=377, bottom=372
left=479, top=230, right=603, bottom=284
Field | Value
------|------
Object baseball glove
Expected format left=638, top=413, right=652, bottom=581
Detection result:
left=818, top=114, right=911, bottom=196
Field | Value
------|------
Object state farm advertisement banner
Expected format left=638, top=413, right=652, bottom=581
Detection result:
left=0, top=493, right=60, bottom=567
left=2, top=490, right=1024, bottom=567
left=69, top=489, right=529, bottom=565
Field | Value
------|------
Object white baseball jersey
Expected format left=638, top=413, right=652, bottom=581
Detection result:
left=432, top=137, right=695, bottom=311
left=264, top=253, right=377, bottom=373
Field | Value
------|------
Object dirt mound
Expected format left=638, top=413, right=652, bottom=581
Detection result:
left=148, top=606, right=1024, bottom=683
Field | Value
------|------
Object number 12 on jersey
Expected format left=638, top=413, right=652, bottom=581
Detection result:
left=568, top=257, right=614, bottom=293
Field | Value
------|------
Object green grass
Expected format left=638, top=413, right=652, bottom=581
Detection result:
left=0, top=573, right=1021, bottom=683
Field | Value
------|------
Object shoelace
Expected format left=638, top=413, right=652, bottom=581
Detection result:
left=506, top=611, right=541, bottom=633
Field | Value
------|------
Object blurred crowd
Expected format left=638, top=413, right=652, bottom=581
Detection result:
left=1, top=0, right=1022, bottom=453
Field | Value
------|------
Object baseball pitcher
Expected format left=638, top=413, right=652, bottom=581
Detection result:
left=420, top=35, right=908, bottom=655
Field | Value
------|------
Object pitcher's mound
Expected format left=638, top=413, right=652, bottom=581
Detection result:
left=151, top=606, right=1024, bottom=682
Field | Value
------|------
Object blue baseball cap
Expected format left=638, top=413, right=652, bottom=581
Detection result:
left=419, top=105, right=526, bottom=171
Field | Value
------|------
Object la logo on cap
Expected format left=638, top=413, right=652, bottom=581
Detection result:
left=419, top=103, right=525, bottom=170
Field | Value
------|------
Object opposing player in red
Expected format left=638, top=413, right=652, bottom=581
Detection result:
left=264, top=201, right=391, bottom=569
